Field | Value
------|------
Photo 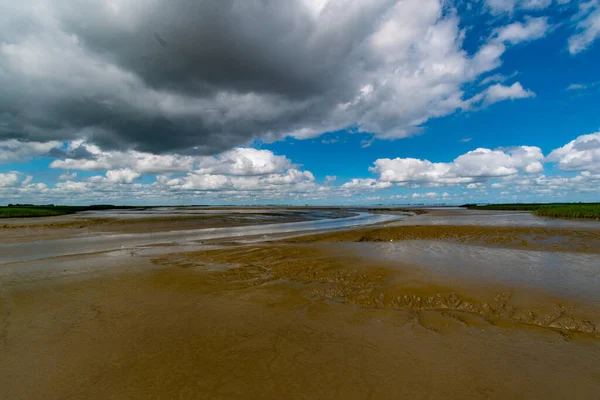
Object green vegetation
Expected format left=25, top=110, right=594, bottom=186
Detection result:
left=463, top=203, right=600, bottom=219
left=0, top=204, right=142, bottom=218
left=535, top=204, right=600, bottom=219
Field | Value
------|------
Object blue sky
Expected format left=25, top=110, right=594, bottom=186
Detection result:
left=1, top=0, right=599, bottom=205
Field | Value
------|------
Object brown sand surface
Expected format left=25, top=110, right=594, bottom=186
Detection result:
left=1, top=210, right=600, bottom=399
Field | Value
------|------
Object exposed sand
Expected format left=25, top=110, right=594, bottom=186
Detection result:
left=1, top=208, right=599, bottom=399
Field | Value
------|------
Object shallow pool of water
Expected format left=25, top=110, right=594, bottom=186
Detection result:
left=338, top=241, right=600, bottom=302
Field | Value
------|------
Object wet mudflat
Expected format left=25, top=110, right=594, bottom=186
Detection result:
left=0, top=211, right=399, bottom=263
left=1, top=208, right=600, bottom=399
left=0, top=208, right=355, bottom=243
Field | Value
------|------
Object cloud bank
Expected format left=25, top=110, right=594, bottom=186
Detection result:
left=1, top=132, right=599, bottom=204
left=1, top=0, right=549, bottom=155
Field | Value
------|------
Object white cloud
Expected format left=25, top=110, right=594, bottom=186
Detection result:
left=341, top=178, right=393, bottom=190
left=105, top=169, right=142, bottom=184
left=0, top=171, right=20, bottom=187
left=195, top=148, right=293, bottom=176
left=566, top=81, right=599, bottom=92
left=481, top=82, right=536, bottom=105
left=471, top=42, right=507, bottom=74
left=50, top=142, right=196, bottom=173
left=499, top=171, right=600, bottom=195
left=372, top=158, right=458, bottom=184
left=58, top=171, right=77, bottom=181
left=54, top=181, right=88, bottom=193
left=411, top=192, right=440, bottom=199
left=493, top=18, right=551, bottom=44
left=4, top=133, right=600, bottom=204
left=179, top=174, right=233, bottom=191
left=468, top=19, right=545, bottom=102
left=486, top=0, right=552, bottom=14
left=50, top=143, right=295, bottom=179
left=163, top=168, right=317, bottom=195
left=547, top=132, right=600, bottom=172
left=370, top=146, right=544, bottom=185
left=480, top=74, right=507, bottom=86
left=459, top=146, right=544, bottom=174
left=568, top=1, right=600, bottom=54
left=37, top=142, right=324, bottom=201
left=263, top=169, right=315, bottom=185
left=0, top=171, right=48, bottom=202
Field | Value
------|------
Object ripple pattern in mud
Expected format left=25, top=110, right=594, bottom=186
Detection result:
left=155, top=245, right=600, bottom=336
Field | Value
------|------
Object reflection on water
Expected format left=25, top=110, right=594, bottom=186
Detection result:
left=0, top=212, right=401, bottom=264
left=340, top=241, right=600, bottom=302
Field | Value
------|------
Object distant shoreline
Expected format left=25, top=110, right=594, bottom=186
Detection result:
left=0, top=204, right=146, bottom=218
left=2, top=202, right=599, bottom=219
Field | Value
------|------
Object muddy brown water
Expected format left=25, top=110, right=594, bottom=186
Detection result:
left=1, top=208, right=600, bottom=399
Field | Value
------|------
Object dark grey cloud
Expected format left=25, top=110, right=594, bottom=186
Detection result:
left=0, top=0, right=543, bottom=155
left=58, top=0, right=389, bottom=97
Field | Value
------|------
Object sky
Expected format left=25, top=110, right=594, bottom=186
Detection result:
left=1, top=0, right=599, bottom=205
